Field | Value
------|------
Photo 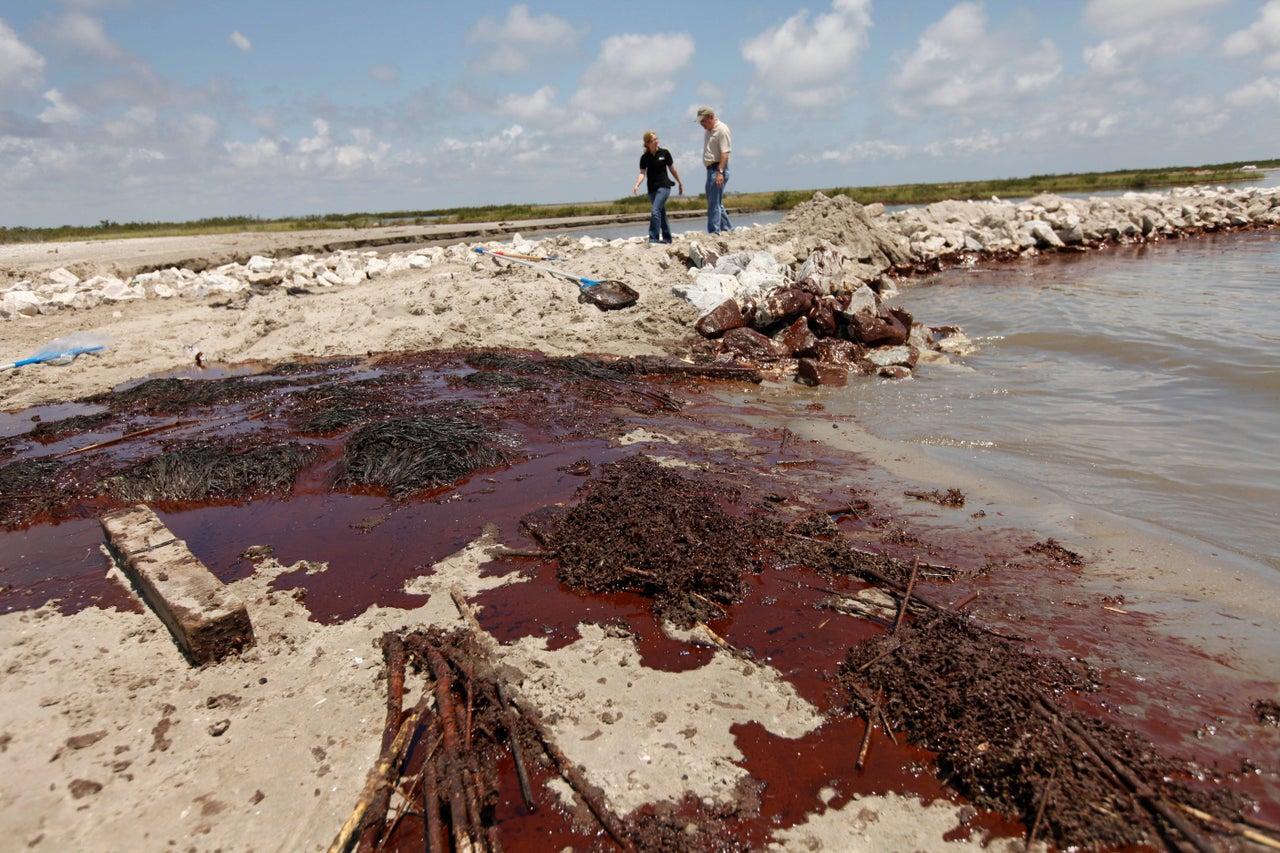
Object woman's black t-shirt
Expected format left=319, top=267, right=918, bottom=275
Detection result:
left=639, top=148, right=675, bottom=193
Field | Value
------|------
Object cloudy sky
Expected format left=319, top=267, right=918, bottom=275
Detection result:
left=3, top=0, right=1279, bottom=227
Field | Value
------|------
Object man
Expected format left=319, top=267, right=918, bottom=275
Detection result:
left=697, top=106, right=732, bottom=234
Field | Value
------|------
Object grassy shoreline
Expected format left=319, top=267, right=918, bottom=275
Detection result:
left=4, top=160, right=1275, bottom=245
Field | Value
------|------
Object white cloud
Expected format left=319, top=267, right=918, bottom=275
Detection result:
left=439, top=125, right=547, bottom=170
left=922, top=128, right=1006, bottom=158
left=224, top=119, right=391, bottom=177
left=1067, top=111, right=1121, bottom=140
left=465, top=4, right=584, bottom=74
left=230, top=30, right=251, bottom=53
left=0, top=136, right=81, bottom=184
left=176, top=113, right=220, bottom=150
left=225, top=137, right=281, bottom=170
left=1226, top=75, right=1280, bottom=107
left=103, top=105, right=156, bottom=139
left=495, top=85, right=567, bottom=125
left=1082, top=0, right=1227, bottom=34
left=891, top=2, right=1061, bottom=115
left=1168, top=95, right=1228, bottom=138
left=47, top=11, right=132, bottom=63
left=38, top=88, right=84, bottom=123
left=791, top=138, right=909, bottom=165
left=742, top=0, right=873, bottom=109
left=1081, top=0, right=1223, bottom=77
left=1223, top=0, right=1280, bottom=57
left=569, top=33, right=695, bottom=116
left=369, top=64, right=399, bottom=84
left=0, top=19, right=46, bottom=93
left=1083, top=31, right=1153, bottom=75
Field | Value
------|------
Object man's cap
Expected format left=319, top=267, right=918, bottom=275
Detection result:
left=696, top=106, right=714, bottom=119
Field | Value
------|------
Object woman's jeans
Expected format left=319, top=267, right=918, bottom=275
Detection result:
left=705, top=166, right=731, bottom=234
left=648, top=185, right=672, bottom=242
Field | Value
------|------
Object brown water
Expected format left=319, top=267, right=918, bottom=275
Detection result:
left=841, top=230, right=1280, bottom=579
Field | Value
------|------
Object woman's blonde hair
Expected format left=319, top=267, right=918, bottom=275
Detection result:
left=642, top=130, right=657, bottom=146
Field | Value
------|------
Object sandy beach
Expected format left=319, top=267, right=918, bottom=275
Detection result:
left=1, top=204, right=1276, bottom=852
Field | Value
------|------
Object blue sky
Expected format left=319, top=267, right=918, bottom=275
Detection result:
left=2, top=0, right=1279, bottom=227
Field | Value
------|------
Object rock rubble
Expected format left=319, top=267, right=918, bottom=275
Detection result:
left=675, top=183, right=1280, bottom=382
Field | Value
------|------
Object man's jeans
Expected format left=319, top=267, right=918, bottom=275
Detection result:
left=705, top=166, right=731, bottom=234
left=648, top=185, right=672, bottom=242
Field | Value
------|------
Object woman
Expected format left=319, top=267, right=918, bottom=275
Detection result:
left=632, top=131, right=683, bottom=244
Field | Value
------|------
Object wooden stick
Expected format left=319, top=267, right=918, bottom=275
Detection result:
left=1026, top=768, right=1056, bottom=849
left=893, top=556, right=920, bottom=633
left=855, top=639, right=904, bottom=673
left=510, top=696, right=635, bottom=852
left=1176, top=803, right=1280, bottom=851
left=1041, top=698, right=1216, bottom=853
left=488, top=546, right=549, bottom=559
left=855, top=717, right=874, bottom=771
left=496, top=685, right=537, bottom=812
left=380, top=633, right=407, bottom=752
left=697, top=621, right=734, bottom=653
left=327, top=695, right=428, bottom=853
left=876, top=704, right=898, bottom=746
left=450, top=586, right=484, bottom=634
left=423, top=757, right=447, bottom=853
left=354, top=634, right=408, bottom=852
left=425, top=647, right=481, bottom=853
left=381, top=735, right=437, bottom=847
left=54, top=419, right=191, bottom=458
left=449, top=587, right=537, bottom=813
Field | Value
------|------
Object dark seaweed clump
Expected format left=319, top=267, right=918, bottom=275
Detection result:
left=840, top=611, right=1247, bottom=850
left=286, top=383, right=393, bottom=435
left=87, top=376, right=286, bottom=415
left=335, top=415, right=511, bottom=498
left=0, top=458, right=72, bottom=527
left=29, top=412, right=114, bottom=443
left=104, top=440, right=314, bottom=502
left=550, top=454, right=760, bottom=626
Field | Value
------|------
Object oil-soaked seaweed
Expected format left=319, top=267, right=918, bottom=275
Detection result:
left=264, top=358, right=359, bottom=376
left=840, top=611, right=1248, bottom=850
left=464, top=351, right=634, bottom=384
left=104, top=440, right=314, bottom=502
left=0, top=457, right=72, bottom=527
left=87, top=375, right=290, bottom=415
left=285, top=383, right=393, bottom=435
left=779, top=509, right=936, bottom=586
left=461, top=371, right=548, bottom=392
left=29, top=412, right=114, bottom=443
left=550, top=454, right=760, bottom=626
left=335, top=415, right=511, bottom=498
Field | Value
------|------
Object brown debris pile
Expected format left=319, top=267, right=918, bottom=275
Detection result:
left=528, top=454, right=764, bottom=626
left=1254, top=699, right=1280, bottom=727
left=778, top=509, right=946, bottom=588
left=335, top=627, right=521, bottom=852
left=840, top=611, right=1249, bottom=850
left=341, top=625, right=755, bottom=853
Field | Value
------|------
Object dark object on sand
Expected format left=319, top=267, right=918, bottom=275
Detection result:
left=473, top=247, right=639, bottom=310
left=535, top=454, right=756, bottom=625
left=104, top=440, right=313, bottom=502
left=335, top=415, right=510, bottom=498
